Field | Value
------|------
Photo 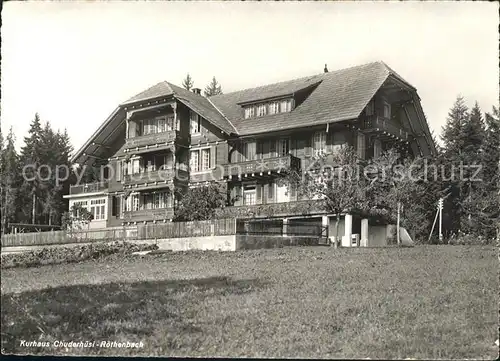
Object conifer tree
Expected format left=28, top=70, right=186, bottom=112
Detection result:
left=1, top=128, right=21, bottom=233
left=20, top=113, right=44, bottom=224
left=182, top=73, right=194, bottom=91
left=203, top=76, right=223, bottom=97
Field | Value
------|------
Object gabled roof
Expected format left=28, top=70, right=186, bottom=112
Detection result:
left=210, top=61, right=396, bottom=135
left=73, top=61, right=434, bottom=164
left=121, top=81, right=236, bottom=134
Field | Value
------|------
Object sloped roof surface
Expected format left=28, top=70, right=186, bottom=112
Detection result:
left=209, top=61, right=393, bottom=135
left=73, top=61, right=433, bottom=164
left=122, top=81, right=174, bottom=105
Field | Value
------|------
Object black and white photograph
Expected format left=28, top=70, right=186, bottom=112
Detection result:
left=1, top=1, right=498, bottom=359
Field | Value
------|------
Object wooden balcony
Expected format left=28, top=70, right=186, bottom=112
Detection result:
left=360, top=115, right=408, bottom=141
left=125, top=130, right=181, bottom=149
left=215, top=199, right=327, bottom=219
left=223, top=154, right=301, bottom=178
left=69, top=181, right=108, bottom=195
left=122, top=208, right=175, bottom=222
left=123, top=167, right=189, bottom=187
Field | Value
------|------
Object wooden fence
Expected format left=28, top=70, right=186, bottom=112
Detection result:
left=1, top=219, right=237, bottom=247
left=137, top=218, right=236, bottom=240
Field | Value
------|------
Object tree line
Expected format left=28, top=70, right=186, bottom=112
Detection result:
left=0, top=114, right=73, bottom=233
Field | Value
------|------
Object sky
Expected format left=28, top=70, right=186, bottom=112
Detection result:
left=2, top=1, right=498, bottom=153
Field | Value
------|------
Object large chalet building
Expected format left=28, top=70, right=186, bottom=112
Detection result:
left=66, top=61, right=436, bottom=245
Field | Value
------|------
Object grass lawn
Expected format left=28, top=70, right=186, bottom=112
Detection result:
left=1, top=245, right=498, bottom=359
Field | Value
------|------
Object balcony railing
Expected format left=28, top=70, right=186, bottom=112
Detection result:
left=123, top=167, right=189, bottom=186
left=360, top=115, right=408, bottom=140
left=70, top=181, right=108, bottom=195
left=223, top=154, right=301, bottom=177
left=125, top=130, right=180, bottom=149
left=122, top=208, right=175, bottom=222
left=215, top=199, right=327, bottom=219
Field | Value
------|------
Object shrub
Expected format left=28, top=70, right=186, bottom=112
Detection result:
left=447, top=231, right=494, bottom=246
left=1, top=242, right=158, bottom=269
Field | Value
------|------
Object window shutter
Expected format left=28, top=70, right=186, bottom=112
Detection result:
left=268, top=182, right=274, bottom=201
left=262, top=140, right=270, bottom=159
left=269, top=140, right=276, bottom=158
left=248, top=141, right=256, bottom=160
left=291, top=138, right=297, bottom=157
left=116, top=161, right=122, bottom=181
left=211, top=146, right=216, bottom=170
left=304, top=136, right=312, bottom=157
left=256, top=184, right=262, bottom=204
left=256, top=141, right=263, bottom=159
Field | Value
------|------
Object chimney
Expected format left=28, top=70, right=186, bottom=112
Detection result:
left=192, top=88, right=201, bottom=95
left=324, top=64, right=328, bottom=73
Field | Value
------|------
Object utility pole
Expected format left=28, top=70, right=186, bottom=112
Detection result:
left=438, top=197, right=443, bottom=243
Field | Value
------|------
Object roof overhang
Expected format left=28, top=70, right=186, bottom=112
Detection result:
left=71, top=107, right=126, bottom=165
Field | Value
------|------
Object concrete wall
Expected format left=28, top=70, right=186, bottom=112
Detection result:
left=155, top=235, right=236, bottom=252
left=235, top=235, right=319, bottom=250
left=149, top=234, right=320, bottom=252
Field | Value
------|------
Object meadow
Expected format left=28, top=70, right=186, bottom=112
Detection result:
left=1, top=245, right=498, bottom=359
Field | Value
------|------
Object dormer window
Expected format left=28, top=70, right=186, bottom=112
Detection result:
left=243, top=98, right=294, bottom=119
left=280, top=99, right=292, bottom=113
left=257, top=104, right=267, bottom=117
left=244, top=106, right=256, bottom=119
left=268, top=101, right=279, bottom=115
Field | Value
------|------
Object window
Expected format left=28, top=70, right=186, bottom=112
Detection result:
left=257, top=104, right=267, bottom=117
left=131, top=159, right=141, bottom=174
left=201, top=148, right=211, bottom=170
left=268, top=102, right=280, bottom=115
left=242, top=141, right=256, bottom=161
left=132, top=194, right=140, bottom=211
left=190, top=150, right=199, bottom=172
left=278, top=138, right=289, bottom=157
left=244, top=99, right=293, bottom=119
left=190, top=110, right=201, bottom=134
left=383, top=101, right=391, bottom=119
left=366, top=100, right=374, bottom=116
left=166, top=116, right=175, bottom=131
left=244, top=186, right=256, bottom=205
left=280, top=99, right=292, bottom=112
left=90, top=199, right=106, bottom=220
left=72, top=201, right=88, bottom=217
left=244, top=106, right=256, bottom=119
left=313, top=131, right=327, bottom=157
left=190, top=148, right=211, bottom=172
left=141, top=116, right=173, bottom=136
